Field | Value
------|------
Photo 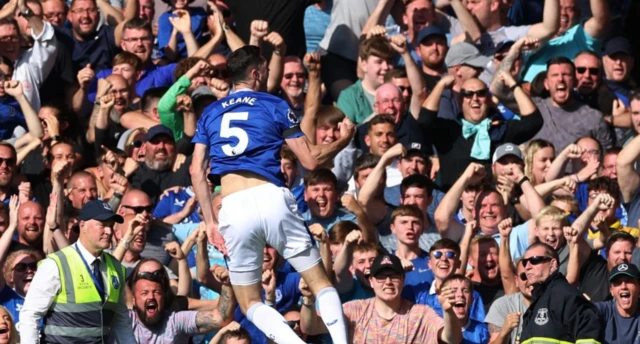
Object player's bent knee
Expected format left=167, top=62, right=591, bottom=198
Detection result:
left=229, top=268, right=263, bottom=286
left=287, top=246, right=322, bottom=274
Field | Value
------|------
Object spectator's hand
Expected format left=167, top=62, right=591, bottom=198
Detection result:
left=196, top=221, right=208, bottom=243
left=77, top=64, right=94, bottom=90
left=514, top=36, right=539, bottom=52
left=503, top=164, right=525, bottom=184
left=496, top=175, right=515, bottom=205
left=96, top=78, right=112, bottom=99
left=43, top=115, right=61, bottom=137
left=45, top=192, right=58, bottom=229
left=169, top=10, right=192, bottom=34
left=561, top=144, right=584, bottom=160
left=382, top=143, right=406, bottom=161
left=176, top=94, right=192, bottom=113
left=439, top=75, right=456, bottom=89
left=594, top=193, right=614, bottom=210
left=303, top=53, right=321, bottom=73
left=52, top=160, right=72, bottom=183
left=264, top=31, right=286, bottom=54
left=299, top=278, right=313, bottom=298
left=218, top=321, right=241, bottom=335
left=109, top=173, right=129, bottom=194
left=344, top=230, right=363, bottom=246
left=173, top=153, right=187, bottom=172
left=182, top=197, right=198, bottom=216
left=262, top=269, right=276, bottom=301
left=577, top=154, right=600, bottom=181
left=563, top=226, right=579, bottom=246
left=153, top=21, right=159, bottom=37
left=164, top=241, right=186, bottom=260
left=338, top=117, right=356, bottom=140
left=465, top=220, right=479, bottom=237
left=3, top=80, right=22, bottom=98
left=436, top=286, right=456, bottom=312
left=495, top=218, right=512, bottom=238
left=593, top=214, right=607, bottom=231
left=208, top=223, right=227, bottom=255
left=501, top=312, right=521, bottom=334
left=127, top=213, right=148, bottom=238
left=211, top=264, right=231, bottom=285
left=100, top=93, right=116, bottom=111
left=499, top=70, right=517, bottom=89
left=207, top=6, right=224, bottom=37
left=101, top=145, right=121, bottom=171
left=160, top=186, right=183, bottom=200
left=250, top=20, right=269, bottom=40
left=8, top=195, right=18, bottom=230
left=210, top=78, right=230, bottom=99
left=185, top=60, right=211, bottom=80
left=308, top=223, right=328, bottom=243
left=389, top=34, right=408, bottom=55
left=612, top=99, right=627, bottom=117
left=400, top=258, right=414, bottom=272
left=123, top=157, right=139, bottom=177
left=463, top=163, right=486, bottom=184
left=342, top=193, right=363, bottom=214
left=366, top=25, right=387, bottom=38
left=429, top=156, right=440, bottom=181
left=17, top=182, right=31, bottom=204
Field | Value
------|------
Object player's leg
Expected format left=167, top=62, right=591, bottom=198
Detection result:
left=266, top=186, right=349, bottom=344
left=219, top=187, right=306, bottom=344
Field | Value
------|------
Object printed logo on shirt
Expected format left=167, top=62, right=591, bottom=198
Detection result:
left=112, top=275, right=120, bottom=290
left=411, top=143, right=422, bottom=149
left=534, top=308, right=549, bottom=326
left=287, top=109, right=299, bottom=124
left=418, top=268, right=428, bottom=273
left=275, top=288, right=283, bottom=303
left=174, top=199, right=185, bottom=206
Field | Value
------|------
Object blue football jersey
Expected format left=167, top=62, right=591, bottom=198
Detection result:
left=193, top=89, right=304, bottom=187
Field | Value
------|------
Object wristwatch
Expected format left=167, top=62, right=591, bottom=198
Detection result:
left=49, top=224, right=59, bottom=232
left=20, top=8, right=33, bottom=18
left=50, top=135, right=61, bottom=143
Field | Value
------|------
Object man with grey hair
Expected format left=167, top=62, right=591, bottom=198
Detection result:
left=274, top=56, right=307, bottom=119
left=129, top=125, right=191, bottom=205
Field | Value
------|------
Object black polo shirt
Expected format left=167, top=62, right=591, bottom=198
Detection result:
left=55, top=25, right=120, bottom=74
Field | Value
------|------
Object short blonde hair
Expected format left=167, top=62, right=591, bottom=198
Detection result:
left=524, top=139, right=555, bottom=186
left=535, top=206, right=567, bottom=227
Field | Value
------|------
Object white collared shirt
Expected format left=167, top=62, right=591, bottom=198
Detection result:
left=19, top=241, right=136, bottom=343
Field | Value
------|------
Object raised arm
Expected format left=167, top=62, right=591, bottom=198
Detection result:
left=359, top=144, right=404, bottom=225
left=308, top=224, right=333, bottom=276
left=617, top=133, right=640, bottom=203
left=360, top=0, right=393, bottom=37
left=18, top=0, right=44, bottom=35
left=545, top=144, right=584, bottom=182
left=164, top=241, right=191, bottom=296
left=97, top=0, right=124, bottom=26
left=490, top=37, right=539, bottom=111
left=456, top=220, right=477, bottom=276
left=445, top=0, right=482, bottom=43
left=0, top=196, right=19, bottom=262
left=195, top=266, right=235, bottom=333
left=264, top=32, right=286, bottom=94
left=333, top=230, right=361, bottom=294
left=300, top=53, right=321, bottom=142
left=438, top=287, right=464, bottom=344
left=114, top=0, right=138, bottom=46
left=497, top=218, right=518, bottom=294
left=388, top=35, right=427, bottom=119
left=583, top=0, right=610, bottom=39
left=194, top=11, right=224, bottom=58
left=526, top=0, right=560, bottom=44
left=342, top=194, right=378, bottom=244
left=423, top=75, right=455, bottom=111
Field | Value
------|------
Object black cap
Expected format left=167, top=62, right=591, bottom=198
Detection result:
left=78, top=200, right=124, bottom=223
left=370, top=254, right=404, bottom=277
left=146, top=125, right=174, bottom=142
left=609, top=263, right=640, bottom=282
left=495, top=40, right=515, bottom=54
left=417, top=26, right=446, bottom=45
left=604, top=37, right=632, bottom=56
left=403, top=147, right=427, bottom=160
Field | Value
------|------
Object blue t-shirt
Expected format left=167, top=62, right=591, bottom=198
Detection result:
left=462, top=318, right=491, bottom=344
left=401, top=250, right=435, bottom=289
left=339, top=278, right=375, bottom=303
left=595, top=299, right=640, bottom=344
left=303, top=0, right=332, bottom=53
left=158, top=7, right=207, bottom=59
left=414, top=286, right=486, bottom=323
left=88, top=63, right=177, bottom=102
left=193, top=90, right=304, bottom=187
left=154, top=187, right=201, bottom=224
left=301, top=208, right=357, bottom=231
left=0, top=98, right=26, bottom=140
left=56, top=25, right=118, bottom=74
left=234, top=271, right=302, bottom=344
left=0, top=286, right=24, bottom=326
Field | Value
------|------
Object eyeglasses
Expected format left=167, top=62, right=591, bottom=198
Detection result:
left=70, top=7, right=98, bottom=15
left=433, top=250, right=456, bottom=260
left=122, top=36, right=153, bottom=43
left=136, top=269, right=164, bottom=282
left=128, top=140, right=143, bottom=148
left=521, top=256, right=552, bottom=267
left=0, top=35, right=19, bottom=43
left=397, top=86, right=412, bottom=94
left=286, top=320, right=299, bottom=329
left=373, top=274, right=402, bottom=282
left=44, top=12, right=66, bottom=19
left=283, top=73, right=306, bottom=80
left=13, top=262, right=37, bottom=273
left=519, top=272, right=527, bottom=281
left=122, top=205, right=153, bottom=214
left=0, top=157, right=16, bottom=166
left=460, top=89, right=489, bottom=99
left=576, top=67, right=599, bottom=75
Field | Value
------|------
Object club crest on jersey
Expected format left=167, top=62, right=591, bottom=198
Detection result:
left=287, top=109, right=299, bottom=124
left=535, top=308, right=549, bottom=326
left=112, top=275, right=120, bottom=290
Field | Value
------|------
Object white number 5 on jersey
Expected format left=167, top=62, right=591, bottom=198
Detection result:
left=220, top=112, right=249, bottom=156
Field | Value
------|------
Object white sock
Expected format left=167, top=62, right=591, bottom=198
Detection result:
left=316, top=287, right=349, bottom=344
left=246, top=302, right=306, bottom=344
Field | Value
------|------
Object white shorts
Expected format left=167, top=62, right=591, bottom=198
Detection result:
left=219, top=183, right=315, bottom=277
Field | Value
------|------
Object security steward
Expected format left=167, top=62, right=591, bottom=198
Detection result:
left=519, top=242, right=603, bottom=344
left=20, top=200, right=136, bottom=343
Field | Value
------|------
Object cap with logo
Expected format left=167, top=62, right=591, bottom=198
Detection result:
left=492, top=143, right=524, bottom=164
left=445, top=42, right=489, bottom=69
left=79, top=200, right=124, bottom=223
left=146, top=125, right=174, bottom=142
left=417, top=26, right=446, bottom=45
left=370, top=254, right=405, bottom=277
left=609, top=263, right=640, bottom=282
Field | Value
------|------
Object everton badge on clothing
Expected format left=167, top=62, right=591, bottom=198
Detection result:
left=112, top=275, right=120, bottom=290
left=535, top=308, right=549, bottom=326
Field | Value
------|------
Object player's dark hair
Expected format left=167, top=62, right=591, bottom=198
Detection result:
left=429, top=238, right=461, bottom=256
left=353, top=154, right=380, bottom=181
left=391, top=204, right=424, bottom=224
left=384, top=68, right=408, bottom=83
left=400, top=174, right=434, bottom=198
left=546, top=56, right=575, bottom=74
left=219, top=327, right=251, bottom=343
left=141, top=87, right=170, bottom=113
left=605, top=232, right=636, bottom=255
left=304, top=168, right=337, bottom=189
left=367, top=114, right=395, bottom=133
left=227, top=45, right=265, bottom=85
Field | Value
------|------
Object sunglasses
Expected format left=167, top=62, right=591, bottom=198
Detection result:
left=122, top=205, right=153, bottom=214
left=128, top=140, right=143, bottom=148
left=136, top=270, right=164, bottom=282
left=519, top=272, right=527, bottom=281
left=493, top=53, right=507, bottom=62
left=521, top=256, right=552, bottom=267
left=397, top=86, right=412, bottom=94
left=460, top=89, right=489, bottom=99
left=286, top=320, right=299, bottom=329
left=283, top=73, right=306, bottom=80
left=13, top=262, right=37, bottom=273
left=433, top=250, right=456, bottom=260
left=373, top=274, right=402, bottom=282
left=0, top=157, right=16, bottom=166
left=576, top=67, right=599, bottom=75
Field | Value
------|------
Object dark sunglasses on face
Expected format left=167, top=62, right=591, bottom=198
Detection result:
left=13, top=262, right=37, bottom=273
left=212, top=68, right=230, bottom=79
left=397, top=86, right=412, bottom=94
left=286, top=320, right=300, bottom=329
left=0, top=157, right=16, bottom=166
left=460, top=89, right=489, bottom=99
left=521, top=256, right=552, bottom=267
left=128, top=140, right=143, bottom=148
left=122, top=205, right=153, bottom=214
left=433, top=250, right=456, bottom=259
left=283, top=73, right=306, bottom=80
left=136, top=270, right=164, bottom=282
left=576, top=67, right=599, bottom=75
left=519, top=272, right=527, bottom=281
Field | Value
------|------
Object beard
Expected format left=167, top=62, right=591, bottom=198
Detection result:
left=135, top=304, right=163, bottom=328
left=145, top=152, right=173, bottom=171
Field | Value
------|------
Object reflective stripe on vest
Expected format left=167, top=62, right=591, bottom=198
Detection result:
left=42, top=246, right=125, bottom=344
left=521, top=338, right=601, bottom=344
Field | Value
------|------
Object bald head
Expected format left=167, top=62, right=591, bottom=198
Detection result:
left=119, top=189, right=153, bottom=226
left=17, top=201, right=44, bottom=246
left=374, top=83, right=405, bottom=121
left=461, top=78, right=486, bottom=91
left=105, top=74, right=130, bottom=113
left=375, top=83, right=402, bottom=102
left=67, top=171, right=98, bottom=209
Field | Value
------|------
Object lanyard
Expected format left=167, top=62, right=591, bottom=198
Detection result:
left=74, top=244, right=106, bottom=297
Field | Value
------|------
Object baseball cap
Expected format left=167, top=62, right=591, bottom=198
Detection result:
left=492, top=143, right=524, bottom=164
left=604, top=37, right=632, bottom=56
left=609, top=263, right=640, bottom=282
left=79, top=200, right=124, bottom=223
left=146, top=125, right=174, bottom=142
left=417, top=26, right=446, bottom=45
left=191, top=85, right=215, bottom=102
left=370, top=254, right=404, bottom=277
left=495, top=40, right=515, bottom=54
left=445, top=42, right=489, bottom=69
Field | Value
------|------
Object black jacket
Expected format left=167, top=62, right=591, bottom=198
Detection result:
left=519, top=272, right=602, bottom=344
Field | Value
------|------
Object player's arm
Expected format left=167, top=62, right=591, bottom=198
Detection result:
left=286, top=118, right=355, bottom=170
